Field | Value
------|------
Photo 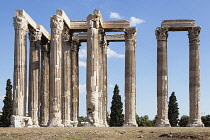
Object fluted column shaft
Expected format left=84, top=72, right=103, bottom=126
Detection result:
left=187, top=27, right=204, bottom=127
left=61, top=28, right=71, bottom=127
left=13, top=16, right=28, bottom=116
left=71, top=39, right=80, bottom=125
left=124, top=28, right=137, bottom=127
left=40, top=42, right=50, bottom=126
left=86, top=13, right=100, bottom=126
left=155, top=27, right=170, bottom=127
left=28, top=28, right=42, bottom=126
left=48, top=15, right=64, bottom=127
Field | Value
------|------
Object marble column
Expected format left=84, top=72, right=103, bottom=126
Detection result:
left=71, top=38, right=80, bottom=126
left=28, top=28, right=42, bottom=127
left=48, top=14, right=64, bottom=127
left=39, top=41, right=50, bottom=127
left=61, top=27, right=71, bottom=127
left=86, top=13, right=100, bottom=126
left=123, top=27, right=137, bottom=127
left=155, top=27, right=170, bottom=127
left=102, top=40, right=108, bottom=127
left=187, top=27, right=204, bottom=127
left=13, top=15, right=28, bottom=116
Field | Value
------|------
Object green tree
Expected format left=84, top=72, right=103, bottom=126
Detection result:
left=0, top=79, right=13, bottom=127
left=78, top=116, right=86, bottom=126
left=110, top=84, right=124, bottom=127
left=168, top=91, right=179, bottom=127
left=136, top=115, right=153, bottom=127
left=201, top=115, right=210, bottom=127
left=179, top=115, right=189, bottom=127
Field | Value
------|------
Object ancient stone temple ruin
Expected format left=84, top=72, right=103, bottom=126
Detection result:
left=11, top=9, right=137, bottom=127
left=155, top=20, right=204, bottom=127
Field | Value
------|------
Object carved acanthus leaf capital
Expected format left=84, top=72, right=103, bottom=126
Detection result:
left=29, top=28, right=42, bottom=42
left=13, top=16, right=28, bottom=31
left=124, top=28, right=137, bottom=40
left=155, top=27, right=168, bottom=41
left=62, top=27, right=70, bottom=42
left=50, top=15, right=64, bottom=30
left=188, top=27, right=201, bottom=42
left=42, top=41, right=50, bottom=52
left=71, top=39, right=80, bottom=51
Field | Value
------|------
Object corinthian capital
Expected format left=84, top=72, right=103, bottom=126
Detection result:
left=188, top=27, right=201, bottom=42
left=62, top=27, right=70, bottom=42
left=29, top=28, right=42, bottom=42
left=71, top=39, right=80, bottom=51
left=124, top=28, right=137, bottom=40
left=13, top=16, right=28, bottom=31
left=155, top=27, right=168, bottom=41
left=50, top=15, right=64, bottom=30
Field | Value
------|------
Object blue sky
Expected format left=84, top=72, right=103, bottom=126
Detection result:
left=0, top=0, right=210, bottom=120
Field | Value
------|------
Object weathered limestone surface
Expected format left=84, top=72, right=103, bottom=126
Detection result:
left=40, top=42, right=50, bottom=127
left=13, top=15, right=28, bottom=116
left=71, top=38, right=80, bottom=126
left=48, top=14, right=64, bottom=127
left=187, top=27, right=204, bottom=127
left=28, top=28, right=42, bottom=127
left=123, top=28, right=137, bottom=127
left=155, top=27, right=170, bottom=127
left=86, top=10, right=101, bottom=127
left=61, top=27, right=72, bottom=127
left=10, top=115, right=33, bottom=128
left=161, top=20, right=196, bottom=30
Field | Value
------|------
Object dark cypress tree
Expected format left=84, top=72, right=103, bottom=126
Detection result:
left=0, top=79, right=13, bottom=127
left=168, top=91, right=179, bottom=127
left=110, top=84, right=124, bottom=127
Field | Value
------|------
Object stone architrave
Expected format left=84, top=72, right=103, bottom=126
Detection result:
left=155, top=27, right=170, bottom=127
left=48, top=14, right=64, bottom=127
left=62, top=27, right=71, bottom=127
left=123, top=28, right=137, bottom=127
left=39, top=42, right=50, bottom=127
left=71, top=38, right=80, bottom=126
left=28, top=28, right=42, bottom=127
left=13, top=15, right=28, bottom=116
left=187, top=27, right=204, bottom=127
left=86, top=11, right=101, bottom=126
left=102, top=40, right=108, bottom=127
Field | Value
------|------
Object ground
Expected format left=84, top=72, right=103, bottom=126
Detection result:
left=0, top=127, right=210, bottom=140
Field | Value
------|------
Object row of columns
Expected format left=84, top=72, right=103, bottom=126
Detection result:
left=155, top=26, right=204, bottom=127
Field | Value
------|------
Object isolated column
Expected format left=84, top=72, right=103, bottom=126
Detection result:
left=86, top=13, right=100, bottom=126
left=71, top=38, right=80, bottom=125
left=124, top=27, right=137, bottom=127
left=28, top=28, right=42, bottom=126
left=155, top=27, right=170, bottom=127
left=187, top=27, right=204, bottom=127
left=48, top=14, right=64, bottom=127
left=40, top=42, right=50, bottom=126
left=13, top=15, right=28, bottom=116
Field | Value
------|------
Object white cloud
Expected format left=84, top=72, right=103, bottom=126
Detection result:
left=0, top=96, right=4, bottom=100
left=107, top=47, right=125, bottom=58
left=79, top=60, right=86, bottom=67
left=110, top=12, right=123, bottom=19
left=79, top=47, right=87, bottom=58
left=108, top=84, right=114, bottom=88
left=79, top=84, right=86, bottom=94
left=130, top=17, right=145, bottom=26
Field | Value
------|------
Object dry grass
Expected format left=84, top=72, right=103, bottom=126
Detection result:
left=0, top=127, right=210, bottom=140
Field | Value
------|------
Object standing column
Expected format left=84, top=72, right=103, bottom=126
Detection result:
left=102, top=40, right=108, bottom=127
left=155, top=27, right=170, bottom=127
left=71, top=38, right=80, bottom=126
left=187, top=27, right=204, bottom=127
left=48, top=14, right=64, bottom=127
left=124, top=28, right=137, bottom=127
left=13, top=15, right=28, bottom=116
left=62, top=27, right=71, bottom=127
left=86, top=13, right=100, bottom=126
left=28, top=28, right=42, bottom=127
left=40, top=41, right=50, bottom=126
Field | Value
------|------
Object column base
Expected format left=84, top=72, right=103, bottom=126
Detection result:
left=63, top=121, right=73, bottom=127
left=187, top=119, right=204, bottom=127
left=155, top=119, right=171, bottom=127
left=47, top=118, right=64, bottom=127
left=123, top=122, right=138, bottom=127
